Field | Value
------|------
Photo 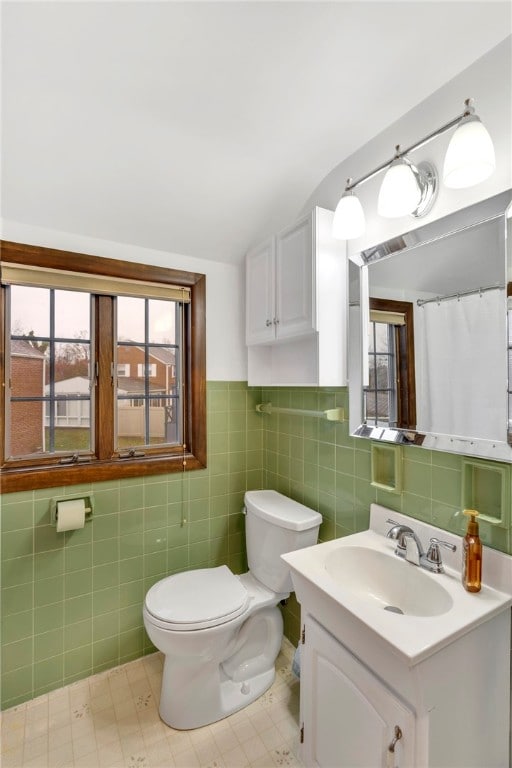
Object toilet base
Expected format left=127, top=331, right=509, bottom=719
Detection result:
left=159, top=661, right=275, bottom=730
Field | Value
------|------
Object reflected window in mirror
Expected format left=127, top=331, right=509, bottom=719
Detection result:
left=365, top=299, right=416, bottom=430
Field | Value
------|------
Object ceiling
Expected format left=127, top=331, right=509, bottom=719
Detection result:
left=2, top=2, right=510, bottom=265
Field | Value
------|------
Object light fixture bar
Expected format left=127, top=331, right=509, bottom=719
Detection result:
left=346, top=101, right=472, bottom=192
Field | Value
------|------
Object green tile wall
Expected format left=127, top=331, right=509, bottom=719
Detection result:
left=2, top=381, right=511, bottom=709
left=260, top=386, right=512, bottom=643
left=0, top=381, right=262, bottom=709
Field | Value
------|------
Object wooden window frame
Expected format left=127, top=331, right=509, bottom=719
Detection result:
left=0, top=240, right=207, bottom=493
left=369, top=298, right=417, bottom=430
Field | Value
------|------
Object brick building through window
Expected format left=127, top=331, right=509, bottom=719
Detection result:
left=9, top=339, right=46, bottom=456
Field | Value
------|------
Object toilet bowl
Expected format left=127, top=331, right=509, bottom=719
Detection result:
left=143, top=490, right=321, bottom=729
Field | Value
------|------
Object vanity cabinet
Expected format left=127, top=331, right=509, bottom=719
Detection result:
left=301, top=616, right=415, bottom=768
left=298, top=608, right=510, bottom=768
left=246, top=207, right=347, bottom=386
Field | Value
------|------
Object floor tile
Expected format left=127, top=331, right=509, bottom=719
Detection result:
left=1, top=640, right=303, bottom=768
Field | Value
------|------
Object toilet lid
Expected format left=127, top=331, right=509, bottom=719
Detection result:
left=145, top=565, right=250, bottom=630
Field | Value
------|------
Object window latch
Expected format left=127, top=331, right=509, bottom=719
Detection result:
left=58, top=453, right=92, bottom=465
left=119, top=448, right=146, bottom=459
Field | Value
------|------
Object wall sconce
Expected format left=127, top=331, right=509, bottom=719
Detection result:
left=333, top=98, right=495, bottom=240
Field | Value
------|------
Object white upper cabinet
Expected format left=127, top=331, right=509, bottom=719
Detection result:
left=246, top=213, right=315, bottom=345
left=246, top=207, right=347, bottom=387
left=245, top=237, right=276, bottom=345
left=275, top=213, right=314, bottom=340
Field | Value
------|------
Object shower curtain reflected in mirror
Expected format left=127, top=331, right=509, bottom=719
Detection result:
left=417, top=289, right=506, bottom=442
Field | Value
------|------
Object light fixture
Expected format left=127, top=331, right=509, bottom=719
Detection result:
left=378, top=152, right=421, bottom=217
left=443, top=99, right=496, bottom=188
left=332, top=98, right=495, bottom=240
left=378, top=147, right=438, bottom=219
left=332, top=179, right=366, bottom=239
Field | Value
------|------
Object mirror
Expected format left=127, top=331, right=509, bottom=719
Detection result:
left=348, top=190, right=512, bottom=461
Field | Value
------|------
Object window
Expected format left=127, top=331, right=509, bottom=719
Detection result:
left=364, top=298, right=416, bottom=430
left=365, top=319, right=397, bottom=426
left=136, top=363, right=157, bottom=377
left=1, top=241, right=206, bottom=492
left=117, top=363, right=129, bottom=377
left=8, top=285, right=93, bottom=457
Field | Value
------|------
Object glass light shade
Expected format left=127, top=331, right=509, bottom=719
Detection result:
left=332, top=192, right=365, bottom=240
left=377, top=159, right=421, bottom=218
left=443, top=115, right=495, bottom=189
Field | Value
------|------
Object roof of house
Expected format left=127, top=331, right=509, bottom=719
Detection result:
left=148, top=347, right=175, bottom=365
left=11, top=339, right=46, bottom=359
left=119, top=345, right=176, bottom=365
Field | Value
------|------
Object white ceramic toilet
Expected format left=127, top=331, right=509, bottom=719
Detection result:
left=143, top=489, right=321, bottom=730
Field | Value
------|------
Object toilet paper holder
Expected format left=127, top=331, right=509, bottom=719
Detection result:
left=50, top=495, right=94, bottom=527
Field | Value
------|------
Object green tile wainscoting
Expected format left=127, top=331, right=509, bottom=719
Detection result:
left=1, top=382, right=511, bottom=709
left=0, top=382, right=262, bottom=709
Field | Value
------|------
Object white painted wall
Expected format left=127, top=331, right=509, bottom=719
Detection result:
left=2, top=40, right=510, bottom=385
left=301, top=38, right=512, bottom=256
left=0, top=221, right=247, bottom=381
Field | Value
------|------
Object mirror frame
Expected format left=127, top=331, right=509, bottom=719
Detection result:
left=348, top=189, right=512, bottom=462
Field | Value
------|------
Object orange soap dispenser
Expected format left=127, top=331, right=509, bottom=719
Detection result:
left=462, top=509, right=482, bottom=593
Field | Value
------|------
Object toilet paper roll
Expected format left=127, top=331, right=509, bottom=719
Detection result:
left=56, top=498, right=86, bottom=532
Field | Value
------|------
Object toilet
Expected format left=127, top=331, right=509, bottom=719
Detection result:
left=143, top=489, right=321, bottom=730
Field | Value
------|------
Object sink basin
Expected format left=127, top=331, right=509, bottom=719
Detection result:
left=281, top=504, right=512, bottom=665
left=324, top=545, right=453, bottom=617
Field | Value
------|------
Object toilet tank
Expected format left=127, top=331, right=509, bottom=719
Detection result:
left=244, top=490, right=322, bottom=593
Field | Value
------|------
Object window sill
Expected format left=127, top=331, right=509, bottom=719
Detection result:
left=0, top=452, right=206, bottom=494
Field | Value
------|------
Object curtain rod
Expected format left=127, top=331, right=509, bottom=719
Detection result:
left=417, top=284, right=504, bottom=307
left=256, top=403, right=344, bottom=422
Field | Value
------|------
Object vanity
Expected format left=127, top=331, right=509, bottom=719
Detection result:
left=282, top=504, right=512, bottom=768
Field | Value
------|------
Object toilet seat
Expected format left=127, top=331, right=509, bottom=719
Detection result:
left=145, top=565, right=250, bottom=631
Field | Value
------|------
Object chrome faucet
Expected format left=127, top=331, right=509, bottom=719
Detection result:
left=386, top=519, right=456, bottom=573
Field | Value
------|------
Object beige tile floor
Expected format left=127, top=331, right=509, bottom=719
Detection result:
left=1, top=640, right=303, bottom=768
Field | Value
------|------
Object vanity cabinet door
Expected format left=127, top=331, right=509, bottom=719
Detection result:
left=301, top=617, right=415, bottom=768
left=245, top=237, right=276, bottom=345
left=275, top=212, right=315, bottom=340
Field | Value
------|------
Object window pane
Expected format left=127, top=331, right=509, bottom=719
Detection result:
left=8, top=400, right=46, bottom=457
left=11, top=285, right=50, bottom=337
left=8, top=286, right=93, bottom=459
left=375, top=356, right=391, bottom=388
left=10, top=342, right=48, bottom=397
left=115, top=294, right=181, bottom=450
left=149, top=299, right=177, bottom=344
left=376, top=393, right=390, bottom=420
left=117, top=399, right=145, bottom=447
left=54, top=290, right=90, bottom=338
left=150, top=397, right=180, bottom=444
left=54, top=342, right=91, bottom=384
left=368, top=356, right=376, bottom=388
left=47, top=401, right=91, bottom=450
left=374, top=323, right=389, bottom=352
left=117, top=296, right=145, bottom=343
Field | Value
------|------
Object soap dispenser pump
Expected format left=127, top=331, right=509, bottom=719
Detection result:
left=462, top=509, right=482, bottom=593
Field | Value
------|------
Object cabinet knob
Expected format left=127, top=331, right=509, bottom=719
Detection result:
left=266, top=319, right=272, bottom=327
left=273, top=318, right=279, bottom=325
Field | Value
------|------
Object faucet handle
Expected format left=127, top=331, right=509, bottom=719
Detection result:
left=429, top=537, right=457, bottom=552
left=426, top=537, right=457, bottom=571
left=385, top=520, right=413, bottom=553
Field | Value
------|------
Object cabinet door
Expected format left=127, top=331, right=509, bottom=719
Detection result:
left=246, top=238, right=275, bottom=345
left=275, top=213, right=315, bottom=340
left=301, top=617, right=415, bottom=768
